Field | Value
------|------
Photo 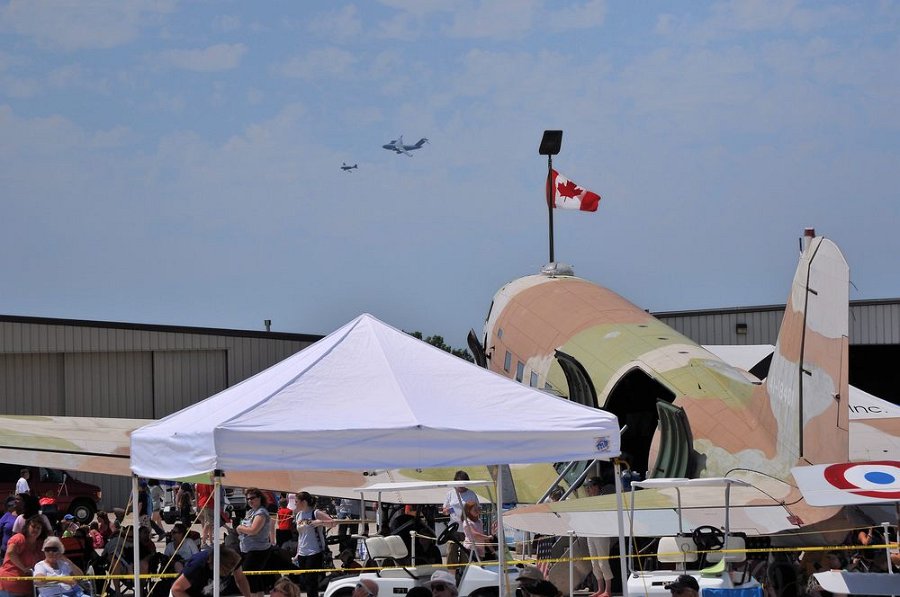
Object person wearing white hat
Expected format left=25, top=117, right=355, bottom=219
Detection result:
left=425, top=570, right=458, bottom=597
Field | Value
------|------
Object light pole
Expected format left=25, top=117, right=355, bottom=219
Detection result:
left=539, top=130, right=563, bottom=263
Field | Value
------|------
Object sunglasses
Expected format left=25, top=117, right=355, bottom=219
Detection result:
left=43, top=547, right=60, bottom=553
left=356, top=583, right=374, bottom=597
left=431, top=584, right=450, bottom=592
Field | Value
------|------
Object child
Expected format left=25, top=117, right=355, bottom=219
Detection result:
left=88, top=521, right=105, bottom=549
left=275, top=498, right=293, bottom=547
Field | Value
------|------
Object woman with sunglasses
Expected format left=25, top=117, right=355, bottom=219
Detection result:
left=293, top=491, right=334, bottom=597
left=33, top=536, right=85, bottom=597
left=0, top=514, right=48, bottom=597
left=235, top=487, right=275, bottom=597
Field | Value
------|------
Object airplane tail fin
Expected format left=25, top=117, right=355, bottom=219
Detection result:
left=765, top=231, right=850, bottom=469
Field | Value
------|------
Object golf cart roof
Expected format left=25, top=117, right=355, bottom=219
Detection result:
left=354, top=480, right=493, bottom=493
left=632, top=477, right=752, bottom=490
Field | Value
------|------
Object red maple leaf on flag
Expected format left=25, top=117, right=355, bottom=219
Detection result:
left=557, top=179, right=583, bottom=198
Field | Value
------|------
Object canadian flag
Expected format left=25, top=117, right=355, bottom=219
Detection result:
left=548, top=169, right=600, bottom=212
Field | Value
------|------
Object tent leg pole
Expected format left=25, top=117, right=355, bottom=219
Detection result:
left=496, top=466, right=507, bottom=597
left=214, top=472, right=223, bottom=597
left=614, top=460, right=629, bottom=597
left=132, top=476, right=141, bottom=597
left=568, top=531, right=574, bottom=597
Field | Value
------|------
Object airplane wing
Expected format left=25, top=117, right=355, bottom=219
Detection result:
left=813, top=571, right=899, bottom=596
left=791, top=461, right=900, bottom=506
left=0, top=415, right=561, bottom=503
left=0, top=414, right=145, bottom=476
left=504, top=479, right=800, bottom=537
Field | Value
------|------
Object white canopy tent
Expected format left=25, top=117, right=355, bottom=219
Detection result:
left=129, top=313, right=622, bottom=597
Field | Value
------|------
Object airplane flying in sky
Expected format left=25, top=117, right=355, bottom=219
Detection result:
left=469, top=229, right=900, bottom=537
left=382, top=135, right=428, bottom=156
left=341, top=162, right=358, bottom=171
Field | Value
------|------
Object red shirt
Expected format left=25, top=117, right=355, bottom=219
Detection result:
left=276, top=507, right=293, bottom=531
left=196, top=483, right=214, bottom=510
left=0, top=533, right=43, bottom=595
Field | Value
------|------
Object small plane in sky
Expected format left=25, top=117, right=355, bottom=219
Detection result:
left=382, top=135, right=429, bottom=156
left=340, top=162, right=358, bottom=172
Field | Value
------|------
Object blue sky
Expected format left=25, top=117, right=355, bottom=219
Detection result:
left=1, top=0, right=898, bottom=348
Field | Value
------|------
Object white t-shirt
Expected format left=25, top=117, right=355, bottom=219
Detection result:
left=164, top=536, right=199, bottom=561
left=443, top=488, right=478, bottom=525
left=15, top=476, right=30, bottom=495
left=34, top=559, right=78, bottom=596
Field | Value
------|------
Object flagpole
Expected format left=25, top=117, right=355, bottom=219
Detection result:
left=539, top=130, right=562, bottom=265
left=547, top=154, right=554, bottom=264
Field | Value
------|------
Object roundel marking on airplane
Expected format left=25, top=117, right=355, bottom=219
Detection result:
left=823, top=461, right=900, bottom=500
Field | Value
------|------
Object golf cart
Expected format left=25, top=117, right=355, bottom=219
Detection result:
left=323, top=480, right=521, bottom=597
left=625, top=478, right=763, bottom=597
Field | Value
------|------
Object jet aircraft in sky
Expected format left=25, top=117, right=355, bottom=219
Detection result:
left=382, top=135, right=429, bottom=156
left=341, top=162, right=358, bottom=172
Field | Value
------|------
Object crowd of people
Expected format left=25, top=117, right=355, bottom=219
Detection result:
left=2, top=470, right=895, bottom=597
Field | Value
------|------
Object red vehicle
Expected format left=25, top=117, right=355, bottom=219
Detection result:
left=0, top=464, right=102, bottom=524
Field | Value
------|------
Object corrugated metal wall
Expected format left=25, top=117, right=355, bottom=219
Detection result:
left=0, top=316, right=319, bottom=508
left=654, top=300, right=900, bottom=346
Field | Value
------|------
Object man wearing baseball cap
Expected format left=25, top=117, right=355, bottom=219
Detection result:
left=515, top=566, right=562, bottom=597
left=664, top=574, right=700, bottom=597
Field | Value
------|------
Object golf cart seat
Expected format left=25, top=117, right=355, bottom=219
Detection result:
left=704, top=536, right=746, bottom=564
left=365, top=536, right=437, bottom=580
left=365, top=536, right=395, bottom=566
left=658, top=536, right=699, bottom=564
left=384, top=536, right=409, bottom=562
left=383, top=535, right=437, bottom=578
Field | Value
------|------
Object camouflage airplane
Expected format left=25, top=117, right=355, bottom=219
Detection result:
left=382, top=135, right=428, bottom=156
left=341, top=162, right=358, bottom=172
left=470, top=230, right=899, bottom=537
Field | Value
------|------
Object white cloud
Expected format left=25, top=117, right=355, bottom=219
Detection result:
left=150, top=91, right=186, bottom=113
left=0, top=0, right=175, bottom=51
left=306, top=5, right=363, bottom=41
left=444, top=0, right=540, bottom=39
left=0, top=75, right=38, bottom=98
left=246, top=88, right=264, bottom=105
left=158, top=44, right=247, bottom=72
left=275, top=48, right=357, bottom=79
left=546, top=0, right=607, bottom=31
left=213, top=14, right=242, bottom=33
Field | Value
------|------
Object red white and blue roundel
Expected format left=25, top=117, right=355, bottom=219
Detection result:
left=792, top=460, right=900, bottom=506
